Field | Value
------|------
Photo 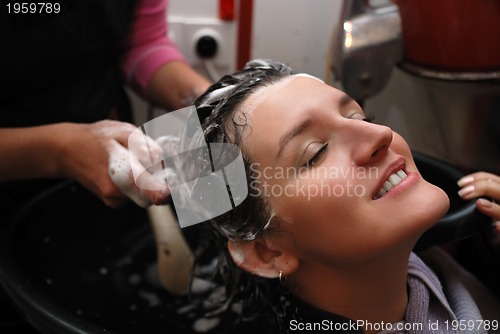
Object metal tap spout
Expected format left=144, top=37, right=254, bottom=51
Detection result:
left=331, top=0, right=402, bottom=103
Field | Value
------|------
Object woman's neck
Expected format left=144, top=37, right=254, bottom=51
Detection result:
left=293, top=249, right=411, bottom=334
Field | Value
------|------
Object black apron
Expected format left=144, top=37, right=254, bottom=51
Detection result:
left=0, top=0, right=137, bottom=220
left=0, top=0, right=137, bottom=127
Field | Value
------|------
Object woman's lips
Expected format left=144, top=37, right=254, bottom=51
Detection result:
left=372, top=157, right=420, bottom=200
left=373, top=169, right=408, bottom=199
left=372, top=170, right=418, bottom=200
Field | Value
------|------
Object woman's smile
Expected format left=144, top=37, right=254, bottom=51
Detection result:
left=371, top=157, right=419, bottom=201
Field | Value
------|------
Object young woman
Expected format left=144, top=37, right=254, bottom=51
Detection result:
left=181, top=59, right=500, bottom=333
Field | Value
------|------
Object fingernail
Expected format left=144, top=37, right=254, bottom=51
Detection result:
left=457, top=175, right=474, bottom=187
left=477, top=198, right=493, bottom=208
left=458, top=185, right=475, bottom=197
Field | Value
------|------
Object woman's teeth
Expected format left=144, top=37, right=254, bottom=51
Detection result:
left=373, top=170, right=407, bottom=200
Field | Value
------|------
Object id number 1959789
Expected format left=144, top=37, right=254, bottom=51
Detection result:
left=6, top=2, right=61, bottom=14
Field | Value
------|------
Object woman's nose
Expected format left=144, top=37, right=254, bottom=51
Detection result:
left=349, top=121, right=393, bottom=164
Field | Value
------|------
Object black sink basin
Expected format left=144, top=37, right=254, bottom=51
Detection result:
left=412, top=152, right=489, bottom=250
left=0, top=152, right=490, bottom=333
left=0, top=182, right=255, bottom=334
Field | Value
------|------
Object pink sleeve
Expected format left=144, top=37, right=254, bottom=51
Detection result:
left=120, top=0, right=186, bottom=97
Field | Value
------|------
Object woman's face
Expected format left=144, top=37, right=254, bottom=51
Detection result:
left=239, top=76, right=449, bottom=266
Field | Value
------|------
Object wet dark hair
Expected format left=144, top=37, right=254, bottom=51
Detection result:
left=195, top=59, right=294, bottom=241
left=191, top=59, right=295, bottom=325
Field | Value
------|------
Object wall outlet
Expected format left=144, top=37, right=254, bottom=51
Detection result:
left=168, top=17, right=237, bottom=80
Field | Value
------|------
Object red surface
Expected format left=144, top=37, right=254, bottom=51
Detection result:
left=219, top=0, right=235, bottom=21
left=394, top=0, right=500, bottom=71
left=237, top=0, right=253, bottom=70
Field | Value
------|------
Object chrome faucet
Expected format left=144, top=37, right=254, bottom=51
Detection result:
left=330, top=0, right=402, bottom=103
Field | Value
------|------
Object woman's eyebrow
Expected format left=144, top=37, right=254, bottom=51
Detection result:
left=276, top=118, right=314, bottom=160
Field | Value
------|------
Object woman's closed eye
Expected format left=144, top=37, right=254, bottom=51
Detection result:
left=303, top=143, right=328, bottom=168
left=301, top=114, right=374, bottom=168
left=347, top=111, right=375, bottom=123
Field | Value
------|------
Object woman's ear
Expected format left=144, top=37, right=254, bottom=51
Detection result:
left=227, top=237, right=298, bottom=279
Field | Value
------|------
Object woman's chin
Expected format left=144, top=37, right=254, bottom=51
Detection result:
left=398, top=181, right=451, bottom=245
left=418, top=182, right=451, bottom=231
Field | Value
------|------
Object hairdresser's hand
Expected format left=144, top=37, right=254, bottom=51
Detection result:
left=61, top=120, right=170, bottom=208
left=458, top=172, right=500, bottom=233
